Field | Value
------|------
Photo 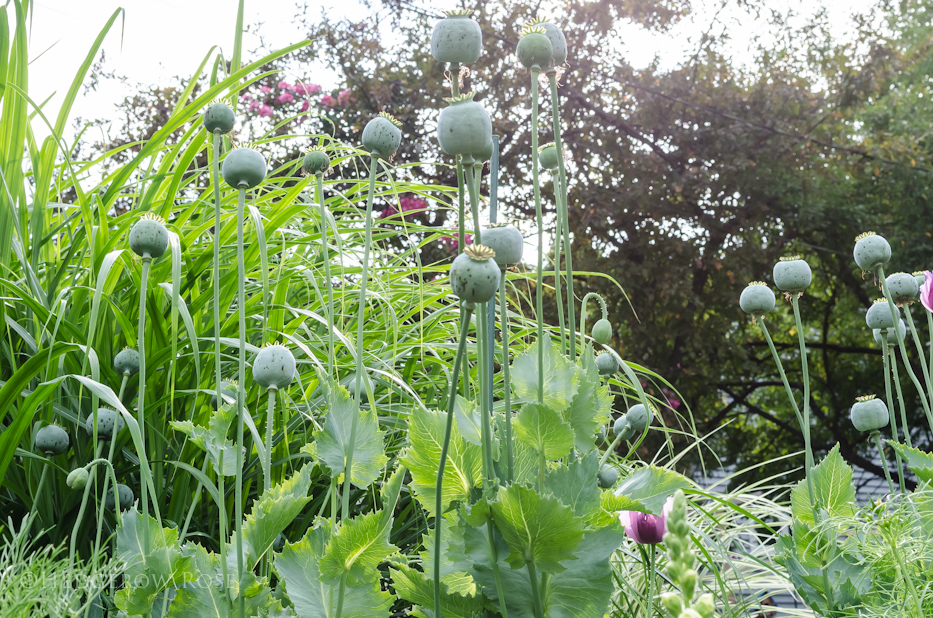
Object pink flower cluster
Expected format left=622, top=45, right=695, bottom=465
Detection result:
left=442, top=234, right=473, bottom=253
left=242, top=80, right=326, bottom=120
left=321, top=89, right=356, bottom=109
left=381, top=196, right=428, bottom=219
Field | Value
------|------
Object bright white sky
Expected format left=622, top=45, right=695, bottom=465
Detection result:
left=28, top=0, right=878, bottom=142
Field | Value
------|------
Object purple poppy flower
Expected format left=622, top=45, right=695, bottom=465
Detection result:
left=618, top=496, right=674, bottom=545
left=921, top=271, right=933, bottom=313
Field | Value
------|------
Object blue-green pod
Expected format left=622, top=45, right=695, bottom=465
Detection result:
left=129, top=214, right=169, bottom=259
left=85, top=408, right=125, bottom=441
left=106, top=484, right=135, bottom=511
left=253, top=344, right=296, bottom=391
left=613, top=414, right=635, bottom=441
left=850, top=395, right=889, bottom=432
left=873, top=318, right=906, bottom=347
left=211, top=380, right=239, bottom=410
left=222, top=146, right=267, bottom=189
left=772, top=257, right=811, bottom=293
left=739, top=282, right=776, bottom=314
left=626, top=403, right=653, bottom=434
left=595, top=352, right=618, bottom=376
left=482, top=225, right=523, bottom=268
left=592, top=319, right=613, bottom=345
left=430, top=10, right=482, bottom=65
left=516, top=26, right=553, bottom=69
left=203, top=101, right=235, bottom=134
left=853, top=232, right=891, bottom=272
left=114, top=347, right=140, bottom=376
left=450, top=244, right=500, bottom=303
left=302, top=146, right=330, bottom=175
left=437, top=93, right=492, bottom=162
left=597, top=463, right=618, bottom=488
left=362, top=112, right=402, bottom=159
left=885, top=272, right=919, bottom=302
left=35, top=425, right=69, bottom=455
left=67, top=468, right=89, bottom=490
left=866, top=299, right=897, bottom=330
left=532, top=19, right=567, bottom=65
left=538, top=142, right=560, bottom=171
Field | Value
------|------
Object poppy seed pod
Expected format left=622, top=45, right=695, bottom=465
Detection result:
left=530, top=18, right=568, bottom=65
left=772, top=257, right=812, bottom=293
left=516, top=26, right=553, bottom=69
left=253, top=344, right=296, bottom=391
left=853, top=232, right=891, bottom=272
left=850, top=395, right=889, bottom=433
left=106, top=484, right=135, bottom=512
left=866, top=299, right=897, bottom=330
left=114, top=347, right=140, bottom=376
left=595, top=352, right=618, bottom=376
left=873, top=318, right=906, bottom=347
left=914, top=271, right=928, bottom=287
left=473, top=138, right=494, bottom=165
left=592, top=319, right=613, bottom=345
left=222, top=146, right=267, bottom=189
left=430, top=10, right=482, bottom=65
left=67, top=467, right=89, bottom=490
left=85, top=408, right=125, bottom=441
left=597, top=463, right=618, bottom=488
left=203, top=101, right=235, bottom=134
left=129, top=214, right=169, bottom=259
left=626, top=403, right=654, bottom=434
left=739, top=282, right=776, bottom=315
left=302, top=146, right=330, bottom=175
left=538, top=143, right=560, bottom=171
left=362, top=112, right=403, bottom=159
left=482, top=225, right=523, bottom=268
left=885, top=272, right=919, bottom=303
left=450, top=244, right=500, bottom=303
left=35, top=425, right=69, bottom=456
left=437, top=93, right=492, bottom=163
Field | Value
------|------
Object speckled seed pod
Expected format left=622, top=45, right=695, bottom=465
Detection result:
left=592, top=319, right=613, bottom=345
left=302, top=147, right=330, bottom=175
left=516, top=26, right=553, bottom=69
left=885, top=272, right=919, bottom=302
left=253, top=344, right=296, bottom=391
left=203, top=101, right=235, bottom=134
left=85, top=408, right=125, bottom=441
left=222, top=147, right=267, bottom=189
left=853, top=232, right=891, bottom=272
left=772, top=257, right=812, bottom=293
left=613, top=414, right=635, bottom=441
left=739, top=282, right=776, bottom=314
left=873, top=318, right=906, bottom=347
left=35, top=425, right=69, bottom=455
left=914, top=271, right=928, bottom=287
left=626, top=403, right=653, bottom=434
left=430, top=10, right=482, bottom=65
left=114, top=347, right=140, bottom=376
left=850, top=395, right=889, bottom=433
left=106, top=484, right=135, bottom=512
left=866, top=299, right=897, bottom=330
left=595, top=352, right=618, bottom=376
left=450, top=244, right=501, bottom=303
left=538, top=143, right=560, bottom=171
left=362, top=112, right=403, bottom=159
left=534, top=19, right=568, bottom=65
left=437, top=93, right=492, bottom=162
left=210, top=380, right=239, bottom=410
left=597, top=463, right=618, bottom=488
left=67, top=467, right=89, bottom=490
left=129, top=214, right=169, bottom=259
left=482, top=225, right=523, bottom=268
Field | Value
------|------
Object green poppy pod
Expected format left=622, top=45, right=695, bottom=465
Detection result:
left=347, top=371, right=374, bottom=402
left=531, top=19, right=568, bottom=65
left=592, top=319, right=613, bottom=345
left=450, top=244, right=501, bottom=303
left=211, top=380, right=239, bottom=410
left=595, top=425, right=607, bottom=446
left=739, top=282, right=776, bottom=314
left=67, top=467, right=89, bottom=490
left=626, top=403, right=654, bottom=434
left=430, top=10, right=482, bottom=65
left=597, top=463, right=618, bottom=488
left=850, top=395, right=889, bottom=433
left=885, top=272, right=919, bottom=302
left=873, top=318, right=906, bottom=347
left=35, top=425, right=69, bottom=456
left=437, top=93, right=492, bottom=163
left=772, top=256, right=812, bottom=293
left=866, top=299, right=897, bottom=330
left=516, top=26, right=553, bottom=70
left=253, top=344, right=296, bottom=391
left=482, top=225, right=523, bottom=268
left=473, top=138, right=494, bottom=165
left=203, top=101, right=235, bottom=134
left=914, top=271, right=927, bottom=286
left=106, top=484, right=135, bottom=512
left=222, top=146, right=267, bottom=189
left=538, top=142, right=560, bottom=171
left=114, top=347, right=140, bottom=376
left=853, top=232, right=891, bottom=272
left=129, top=214, right=169, bottom=259
left=595, top=352, right=618, bottom=376
left=302, top=146, right=330, bottom=175
left=85, top=408, right=125, bottom=441
left=362, top=112, right=403, bottom=159
left=613, top=415, right=635, bottom=441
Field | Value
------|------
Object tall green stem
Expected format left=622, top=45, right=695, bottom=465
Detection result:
left=264, top=389, right=276, bottom=492
left=317, top=172, right=335, bottom=378
left=485, top=518, right=510, bottom=618
left=138, top=257, right=151, bottom=522
left=878, top=267, right=933, bottom=430
left=219, top=449, right=229, bottom=595
left=344, top=154, right=380, bottom=519
left=551, top=174, right=566, bottom=355
left=872, top=431, right=897, bottom=495
left=526, top=559, right=545, bottom=618
left=92, top=432, right=120, bottom=559
left=29, top=464, right=50, bottom=525
left=548, top=72, right=575, bottom=359
left=890, top=343, right=913, bottom=447
left=212, top=132, right=224, bottom=432
left=647, top=544, right=656, bottom=618
left=118, top=373, right=129, bottom=402
left=499, top=274, right=514, bottom=482
left=531, top=67, right=545, bottom=404
left=881, top=333, right=906, bottom=492
left=434, top=307, right=473, bottom=618
left=235, top=184, right=248, bottom=618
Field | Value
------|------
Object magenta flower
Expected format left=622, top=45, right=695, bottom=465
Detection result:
left=442, top=234, right=473, bottom=253
left=294, top=83, right=322, bottom=96
left=240, top=93, right=252, bottom=101
left=277, top=92, right=295, bottom=104
left=337, top=88, right=355, bottom=106
left=400, top=196, right=427, bottom=214
left=277, top=80, right=292, bottom=91
left=618, top=496, right=674, bottom=545
left=258, top=105, right=273, bottom=117
left=321, top=94, right=337, bottom=108
left=248, top=100, right=261, bottom=112
left=921, top=271, right=933, bottom=313
left=260, top=85, right=272, bottom=94
left=299, top=100, right=310, bottom=112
